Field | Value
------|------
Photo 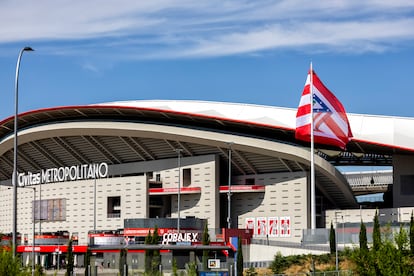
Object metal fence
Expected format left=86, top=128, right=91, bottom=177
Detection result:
left=273, top=270, right=353, bottom=276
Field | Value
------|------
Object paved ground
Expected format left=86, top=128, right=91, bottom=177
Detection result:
left=44, top=267, right=120, bottom=275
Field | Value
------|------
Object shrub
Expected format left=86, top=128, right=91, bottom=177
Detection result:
left=186, top=261, right=197, bottom=276
left=245, top=266, right=258, bottom=276
left=270, top=252, right=307, bottom=274
left=0, top=249, right=30, bottom=276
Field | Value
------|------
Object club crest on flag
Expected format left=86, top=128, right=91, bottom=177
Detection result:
left=295, top=68, right=353, bottom=149
left=313, top=94, right=331, bottom=112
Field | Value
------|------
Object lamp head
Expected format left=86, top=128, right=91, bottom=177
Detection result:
left=23, top=47, right=34, bottom=52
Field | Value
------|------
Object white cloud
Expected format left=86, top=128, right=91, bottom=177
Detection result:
left=1, top=0, right=413, bottom=58
left=81, top=62, right=99, bottom=73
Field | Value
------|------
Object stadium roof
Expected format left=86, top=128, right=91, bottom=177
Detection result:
left=1, top=100, right=413, bottom=208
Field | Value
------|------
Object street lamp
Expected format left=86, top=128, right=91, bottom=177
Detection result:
left=28, top=187, right=36, bottom=276
left=39, top=182, right=42, bottom=235
left=9, top=185, right=36, bottom=275
left=12, top=46, right=34, bottom=256
left=175, top=149, right=183, bottom=232
left=227, top=142, right=233, bottom=229
left=334, top=211, right=342, bottom=272
left=94, top=177, right=97, bottom=231
left=342, top=215, right=345, bottom=249
left=335, top=215, right=338, bottom=272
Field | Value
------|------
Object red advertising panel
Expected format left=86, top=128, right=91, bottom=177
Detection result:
left=268, top=217, right=279, bottom=237
left=256, top=217, right=267, bottom=236
left=245, top=218, right=255, bottom=231
left=280, top=216, right=291, bottom=237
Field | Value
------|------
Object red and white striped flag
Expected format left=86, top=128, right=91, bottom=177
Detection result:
left=295, top=69, right=352, bottom=149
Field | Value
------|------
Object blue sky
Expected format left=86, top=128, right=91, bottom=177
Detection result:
left=0, top=1, right=414, bottom=120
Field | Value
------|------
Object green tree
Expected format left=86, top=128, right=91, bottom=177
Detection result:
left=236, top=237, right=243, bottom=276
left=329, top=221, right=336, bottom=254
left=372, top=210, right=382, bottom=275
left=373, top=209, right=381, bottom=252
left=395, top=224, right=409, bottom=251
left=119, top=248, right=127, bottom=276
left=151, top=226, right=161, bottom=275
left=356, top=219, right=372, bottom=274
left=245, top=265, right=258, bottom=276
left=376, top=234, right=412, bottom=276
left=172, top=258, right=178, bottom=276
left=410, top=211, right=414, bottom=254
left=351, top=213, right=414, bottom=276
left=34, top=263, right=45, bottom=276
left=0, top=248, right=30, bottom=276
left=65, top=238, right=74, bottom=276
left=201, top=221, right=210, bottom=270
left=270, top=252, right=287, bottom=274
left=351, top=247, right=375, bottom=276
left=84, top=248, right=91, bottom=276
left=359, top=220, right=368, bottom=253
left=144, top=230, right=152, bottom=274
left=144, top=227, right=161, bottom=275
left=186, top=261, right=197, bottom=276
left=269, top=252, right=307, bottom=274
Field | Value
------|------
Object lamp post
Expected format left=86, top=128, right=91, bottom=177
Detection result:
left=342, top=215, right=345, bottom=249
left=227, top=142, right=233, bottom=229
left=335, top=215, right=338, bottom=272
left=39, top=182, right=41, bottom=235
left=175, top=149, right=183, bottom=232
left=57, top=236, right=61, bottom=271
left=94, top=177, right=97, bottom=231
left=9, top=186, right=36, bottom=275
left=334, top=211, right=341, bottom=272
left=28, top=187, right=36, bottom=276
left=12, top=46, right=34, bottom=256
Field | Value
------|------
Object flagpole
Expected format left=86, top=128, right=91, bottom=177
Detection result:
left=310, top=62, right=316, bottom=229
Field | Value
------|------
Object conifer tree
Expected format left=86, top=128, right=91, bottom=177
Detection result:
left=172, top=258, right=178, bottom=276
left=236, top=237, right=243, bottom=276
left=0, top=248, right=30, bottom=275
left=144, top=226, right=161, bottom=275
left=119, top=248, right=127, bottom=276
left=410, top=211, right=414, bottom=254
left=329, top=221, right=336, bottom=254
left=84, top=248, right=91, bottom=276
left=66, top=238, right=74, bottom=276
left=202, top=221, right=210, bottom=270
left=144, top=230, right=152, bottom=274
left=373, top=209, right=381, bottom=251
left=151, top=225, right=161, bottom=274
left=359, top=220, right=368, bottom=252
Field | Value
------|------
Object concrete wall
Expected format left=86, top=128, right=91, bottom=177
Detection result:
left=0, top=186, right=16, bottom=237
left=2, top=154, right=357, bottom=248
left=0, top=154, right=221, bottom=245
left=248, top=244, right=328, bottom=262
left=160, top=154, right=220, bottom=229
left=325, top=206, right=414, bottom=227
left=393, top=154, right=414, bottom=207
left=2, top=175, right=149, bottom=245
left=233, top=171, right=307, bottom=243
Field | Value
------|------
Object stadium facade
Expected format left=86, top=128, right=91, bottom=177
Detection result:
left=1, top=100, right=414, bottom=268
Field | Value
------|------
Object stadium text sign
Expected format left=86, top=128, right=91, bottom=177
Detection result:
left=161, top=232, right=199, bottom=245
left=18, top=162, right=108, bottom=186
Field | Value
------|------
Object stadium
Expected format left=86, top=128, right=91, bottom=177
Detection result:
left=1, top=99, right=414, bottom=272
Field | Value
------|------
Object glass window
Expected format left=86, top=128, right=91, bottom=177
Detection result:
left=107, top=196, right=121, bottom=218
left=33, top=198, right=66, bottom=222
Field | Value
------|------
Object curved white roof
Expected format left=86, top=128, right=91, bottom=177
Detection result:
left=0, top=99, right=359, bottom=207
left=97, top=100, right=414, bottom=152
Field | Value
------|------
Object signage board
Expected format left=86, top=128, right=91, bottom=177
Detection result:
left=208, top=259, right=220, bottom=269
left=18, top=162, right=108, bottom=186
